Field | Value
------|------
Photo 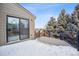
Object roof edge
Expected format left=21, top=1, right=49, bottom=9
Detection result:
left=15, top=3, right=36, bottom=19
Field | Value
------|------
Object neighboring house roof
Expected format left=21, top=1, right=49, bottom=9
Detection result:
left=16, top=3, right=36, bottom=19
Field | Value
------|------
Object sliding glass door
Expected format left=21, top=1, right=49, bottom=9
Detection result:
left=7, top=16, right=29, bottom=42
left=7, top=17, right=19, bottom=42
left=20, top=19, right=29, bottom=40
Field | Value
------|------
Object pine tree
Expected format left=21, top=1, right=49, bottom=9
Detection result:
left=46, top=17, right=57, bottom=32
left=57, top=9, right=66, bottom=33
left=75, top=4, right=79, bottom=19
left=46, top=4, right=79, bottom=38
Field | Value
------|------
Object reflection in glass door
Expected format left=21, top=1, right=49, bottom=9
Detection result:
left=7, top=16, right=29, bottom=42
left=7, top=17, right=19, bottom=42
left=20, top=19, right=29, bottom=40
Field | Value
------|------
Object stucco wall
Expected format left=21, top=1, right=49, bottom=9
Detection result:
left=0, top=3, right=35, bottom=45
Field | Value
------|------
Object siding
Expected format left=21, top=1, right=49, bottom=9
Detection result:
left=0, top=3, right=35, bottom=45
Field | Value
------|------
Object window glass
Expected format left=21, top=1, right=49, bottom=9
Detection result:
left=7, top=17, right=19, bottom=42
left=20, top=19, right=29, bottom=39
left=7, top=16, right=29, bottom=42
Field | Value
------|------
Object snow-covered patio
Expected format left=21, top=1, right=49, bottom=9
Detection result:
left=0, top=37, right=79, bottom=56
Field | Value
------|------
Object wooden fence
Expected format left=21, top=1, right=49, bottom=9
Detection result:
left=35, top=29, right=53, bottom=38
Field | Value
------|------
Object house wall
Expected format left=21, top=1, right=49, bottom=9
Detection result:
left=0, top=3, right=35, bottom=45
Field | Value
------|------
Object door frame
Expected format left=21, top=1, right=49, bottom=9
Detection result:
left=6, top=15, right=29, bottom=43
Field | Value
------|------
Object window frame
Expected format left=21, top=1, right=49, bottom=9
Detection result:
left=19, top=18, right=29, bottom=40
left=6, top=15, right=29, bottom=43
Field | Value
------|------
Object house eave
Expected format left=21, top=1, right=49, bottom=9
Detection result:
left=15, top=3, right=36, bottom=19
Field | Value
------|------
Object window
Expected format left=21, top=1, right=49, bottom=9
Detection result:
left=7, top=17, right=19, bottom=42
left=20, top=19, right=29, bottom=39
left=7, top=16, right=29, bottom=42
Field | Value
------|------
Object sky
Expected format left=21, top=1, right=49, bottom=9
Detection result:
left=20, top=3, right=77, bottom=29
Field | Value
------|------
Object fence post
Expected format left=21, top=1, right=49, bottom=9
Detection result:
left=39, top=31, right=40, bottom=37
left=44, top=30, right=45, bottom=36
left=48, top=31, right=50, bottom=37
left=76, top=32, right=79, bottom=51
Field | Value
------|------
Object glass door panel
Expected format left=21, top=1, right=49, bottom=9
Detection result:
left=7, top=17, right=19, bottom=42
left=20, top=19, right=29, bottom=40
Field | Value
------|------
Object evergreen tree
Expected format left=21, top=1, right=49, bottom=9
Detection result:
left=46, top=17, right=57, bottom=32
left=75, top=4, right=79, bottom=19
left=46, top=4, right=79, bottom=38
left=57, top=9, right=66, bottom=33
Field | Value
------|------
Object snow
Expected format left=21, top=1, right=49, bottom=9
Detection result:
left=37, top=37, right=70, bottom=46
left=0, top=39, right=79, bottom=56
